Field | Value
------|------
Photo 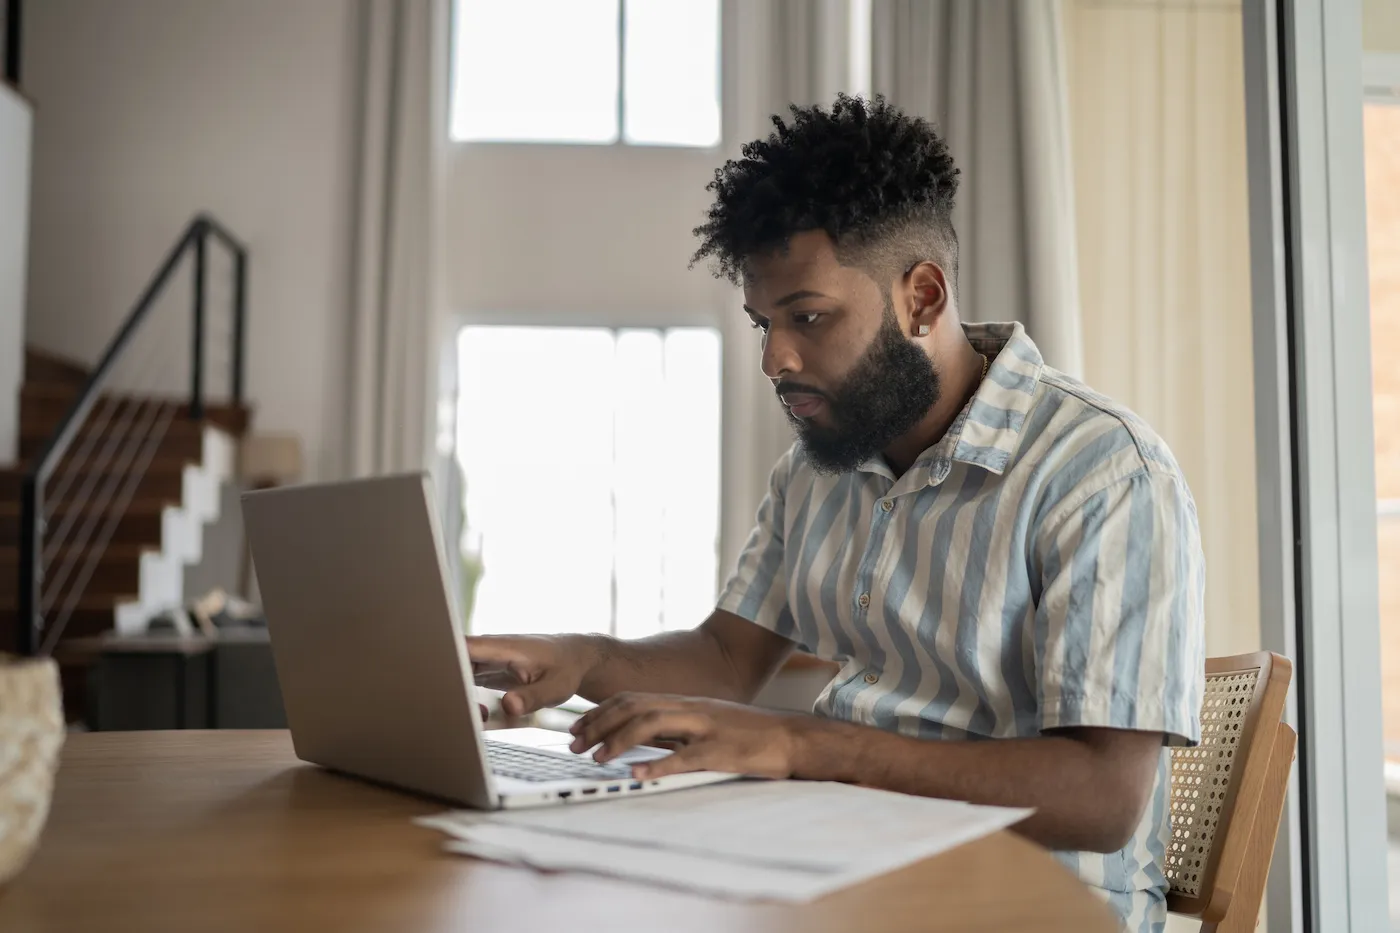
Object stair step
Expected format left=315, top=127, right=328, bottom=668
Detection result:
left=0, top=545, right=152, bottom=599
left=0, top=593, right=133, bottom=654
left=0, top=501, right=170, bottom=547
left=19, top=421, right=205, bottom=462
left=23, top=347, right=90, bottom=388
left=0, top=462, right=191, bottom=501
left=21, top=415, right=204, bottom=441
left=20, top=385, right=250, bottom=437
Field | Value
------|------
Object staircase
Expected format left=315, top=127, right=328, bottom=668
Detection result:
left=1, top=215, right=251, bottom=723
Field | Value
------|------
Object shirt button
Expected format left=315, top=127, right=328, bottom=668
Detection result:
left=857, top=593, right=871, bottom=608
left=881, top=499, right=894, bottom=513
left=863, top=673, right=880, bottom=685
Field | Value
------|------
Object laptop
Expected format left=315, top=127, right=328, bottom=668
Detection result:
left=240, top=472, right=738, bottom=809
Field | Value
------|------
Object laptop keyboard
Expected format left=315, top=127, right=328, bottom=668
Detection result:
left=485, top=739, right=636, bottom=783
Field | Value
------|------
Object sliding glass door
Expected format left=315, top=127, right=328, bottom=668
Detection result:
left=1245, top=0, right=1389, bottom=929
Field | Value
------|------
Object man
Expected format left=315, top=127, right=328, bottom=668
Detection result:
left=468, top=95, right=1204, bottom=932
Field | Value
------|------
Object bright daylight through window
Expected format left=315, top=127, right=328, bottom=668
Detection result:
left=455, top=327, right=721, bottom=638
left=450, top=0, right=721, bottom=147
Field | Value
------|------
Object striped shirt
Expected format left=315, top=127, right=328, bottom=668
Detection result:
left=718, top=321, right=1205, bottom=932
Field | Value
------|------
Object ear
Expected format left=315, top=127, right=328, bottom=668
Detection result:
left=905, top=261, right=951, bottom=337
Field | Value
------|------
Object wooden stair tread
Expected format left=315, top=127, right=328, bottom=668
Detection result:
left=20, top=382, right=240, bottom=400
left=0, top=499, right=177, bottom=519
left=19, top=383, right=252, bottom=437
left=20, top=418, right=207, bottom=438
left=0, top=544, right=154, bottom=562
left=0, top=593, right=135, bottom=611
left=23, top=347, right=91, bottom=387
left=4, top=457, right=197, bottom=474
left=0, top=460, right=192, bottom=475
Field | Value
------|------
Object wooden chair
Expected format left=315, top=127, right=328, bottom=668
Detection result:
left=1167, top=651, right=1296, bottom=932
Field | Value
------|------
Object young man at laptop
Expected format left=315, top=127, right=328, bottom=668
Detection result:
left=467, top=95, right=1204, bottom=932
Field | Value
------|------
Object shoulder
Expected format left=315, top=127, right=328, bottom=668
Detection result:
left=1025, top=368, right=1195, bottom=524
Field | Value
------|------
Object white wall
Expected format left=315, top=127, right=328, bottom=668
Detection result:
left=23, top=0, right=358, bottom=479
left=0, top=85, right=29, bottom=465
left=448, top=144, right=725, bottom=323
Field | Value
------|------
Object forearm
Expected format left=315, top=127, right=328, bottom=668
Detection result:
left=789, top=717, right=1159, bottom=853
left=571, top=610, right=795, bottom=705
left=572, top=630, right=740, bottom=703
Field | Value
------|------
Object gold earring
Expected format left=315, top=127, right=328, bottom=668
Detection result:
left=917, top=324, right=931, bottom=337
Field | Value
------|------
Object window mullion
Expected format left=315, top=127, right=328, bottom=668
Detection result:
left=616, top=0, right=626, bottom=144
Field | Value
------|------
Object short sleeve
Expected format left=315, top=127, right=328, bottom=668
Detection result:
left=1033, top=470, right=1206, bottom=747
left=715, top=451, right=799, bottom=641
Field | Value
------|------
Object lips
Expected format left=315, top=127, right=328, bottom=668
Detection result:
left=781, top=393, right=826, bottom=418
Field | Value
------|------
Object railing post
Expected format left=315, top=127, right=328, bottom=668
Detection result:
left=16, top=474, right=41, bottom=656
left=4, top=1, right=22, bottom=87
left=190, top=224, right=206, bottom=420
left=232, top=248, right=246, bottom=406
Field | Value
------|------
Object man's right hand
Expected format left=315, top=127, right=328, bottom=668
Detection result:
left=465, top=634, right=603, bottom=717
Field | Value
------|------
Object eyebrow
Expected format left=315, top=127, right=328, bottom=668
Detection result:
left=742, top=290, right=833, bottom=315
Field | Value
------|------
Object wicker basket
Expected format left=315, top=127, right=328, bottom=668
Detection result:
left=0, top=654, right=64, bottom=885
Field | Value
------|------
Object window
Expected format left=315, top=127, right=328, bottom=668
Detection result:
left=455, top=326, right=721, bottom=638
left=450, top=0, right=721, bottom=147
left=1362, top=59, right=1400, bottom=928
left=1374, top=99, right=1400, bottom=757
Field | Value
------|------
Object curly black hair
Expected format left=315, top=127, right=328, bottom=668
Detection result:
left=692, top=94, right=960, bottom=293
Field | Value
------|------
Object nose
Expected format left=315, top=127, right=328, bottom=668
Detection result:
left=760, top=327, right=801, bottom=380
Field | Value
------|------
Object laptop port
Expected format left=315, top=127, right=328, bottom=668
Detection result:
left=606, top=785, right=621, bottom=793
left=628, top=782, right=642, bottom=791
left=581, top=787, right=598, bottom=795
left=557, top=791, right=572, bottom=799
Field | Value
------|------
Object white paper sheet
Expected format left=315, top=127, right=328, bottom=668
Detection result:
left=418, top=779, right=1031, bottom=903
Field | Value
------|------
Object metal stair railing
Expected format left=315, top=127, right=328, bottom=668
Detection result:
left=16, top=213, right=248, bottom=656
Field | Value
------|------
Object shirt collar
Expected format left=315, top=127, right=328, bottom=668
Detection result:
left=857, top=321, right=1045, bottom=485
left=950, top=321, right=1045, bottom=476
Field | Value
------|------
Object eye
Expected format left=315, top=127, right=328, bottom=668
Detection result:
left=793, top=312, right=822, bottom=325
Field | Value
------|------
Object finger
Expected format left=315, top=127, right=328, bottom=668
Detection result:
left=594, top=710, right=711, bottom=764
left=501, top=677, right=574, bottom=717
left=569, top=694, right=672, bottom=754
left=633, top=743, right=710, bottom=780
left=472, top=670, right=528, bottom=691
left=465, top=637, right=535, bottom=674
left=568, top=692, right=683, bottom=745
left=478, top=703, right=490, bottom=722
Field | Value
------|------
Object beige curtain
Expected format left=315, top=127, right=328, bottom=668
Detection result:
left=344, top=0, right=449, bottom=478
left=718, top=0, right=858, bottom=579
left=871, top=0, right=1085, bottom=376
left=1063, top=0, right=1261, bottom=663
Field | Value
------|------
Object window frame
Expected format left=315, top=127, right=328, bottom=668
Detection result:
left=1246, top=0, right=1390, bottom=929
left=447, top=0, right=723, bottom=150
left=449, top=315, right=726, bottom=639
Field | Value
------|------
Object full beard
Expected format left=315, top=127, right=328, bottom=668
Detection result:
left=787, top=310, right=940, bottom=475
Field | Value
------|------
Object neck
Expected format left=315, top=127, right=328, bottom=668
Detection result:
left=881, top=338, right=985, bottom=477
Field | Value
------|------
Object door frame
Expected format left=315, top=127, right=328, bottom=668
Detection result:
left=1245, top=0, right=1389, bottom=929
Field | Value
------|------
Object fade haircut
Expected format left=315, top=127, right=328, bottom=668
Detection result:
left=691, top=94, right=961, bottom=301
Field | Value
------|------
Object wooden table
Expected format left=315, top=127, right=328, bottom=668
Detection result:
left=0, top=732, right=1118, bottom=932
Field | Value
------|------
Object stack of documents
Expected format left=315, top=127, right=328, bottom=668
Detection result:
left=418, top=780, right=1031, bottom=902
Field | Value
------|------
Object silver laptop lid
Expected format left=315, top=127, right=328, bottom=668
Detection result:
left=241, top=473, right=496, bottom=807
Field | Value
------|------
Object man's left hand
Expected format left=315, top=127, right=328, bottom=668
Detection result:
left=567, top=693, right=801, bottom=780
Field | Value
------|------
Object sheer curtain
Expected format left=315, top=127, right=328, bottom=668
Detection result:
left=871, top=0, right=1084, bottom=375
left=344, top=0, right=450, bottom=479
left=1063, top=0, right=1260, bottom=662
left=717, top=0, right=858, bottom=579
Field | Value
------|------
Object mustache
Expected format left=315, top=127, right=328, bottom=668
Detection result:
left=774, top=380, right=831, bottom=401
